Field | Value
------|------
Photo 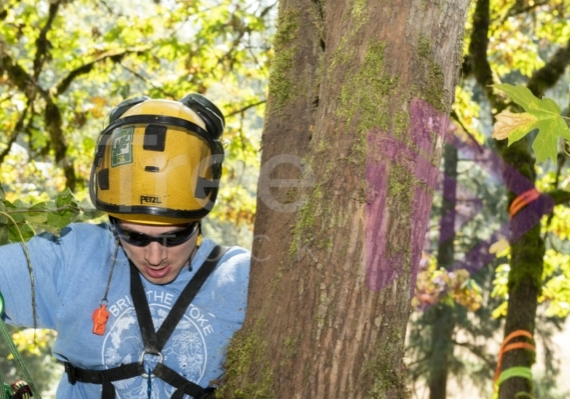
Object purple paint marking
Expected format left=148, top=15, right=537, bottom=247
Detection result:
left=365, top=99, right=447, bottom=292
left=364, top=97, right=555, bottom=294
left=445, top=130, right=554, bottom=271
left=409, top=101, right=449, bottom=293
left=364, top=136, right=391, bottom=291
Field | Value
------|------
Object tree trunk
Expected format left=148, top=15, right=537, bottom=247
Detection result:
left=427, top=305, right=454, bottom=399
left=221, top=1, right=470, bottom=398
left=467, top=0, right=570, bottom=395
left=494, top=139, right=543, bottom=399
left=497, top=40, right=570, bottom=399
left=427, top=143, right=458, bottom=399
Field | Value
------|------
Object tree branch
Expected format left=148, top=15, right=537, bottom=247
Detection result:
left=504, top=0, right=551, bottom=21
left=33, top=0, right=61, bottom=79
left=0, top=51, right=44, bottom=98
left=527, top=38, right=570, bottom=98
left=55, top=48, right=150, bottom=95
left=545, top=189, right=570, bottom=207
left=0, top=104, right=29, bottom=164
left=468, top=0, right=497, bottom=106
left=452, top=339, right=496, bottom=369
left=226, top=100, right=266, bottom=118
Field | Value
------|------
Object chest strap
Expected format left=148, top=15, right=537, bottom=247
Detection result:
left=64, top=245, right=227, bottom=399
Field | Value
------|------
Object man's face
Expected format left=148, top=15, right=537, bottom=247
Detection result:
left=115, top=220, right=198, bottom=285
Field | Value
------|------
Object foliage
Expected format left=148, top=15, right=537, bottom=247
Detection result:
left=0, top=182, right=86, bottom=396
left=540, top=249, right=570, bottom=317
left=413, top=253, right=483, bottom=312
left=492, top=232, right=570, bottom=320
left=0, top=0, right=274, bottom=244
left=487, top=84, right=570, bottom=319
left=0, top=325, right=61, bottom=398
left=492, top=84, right=570, bottom=164
left=0, top=184, right=89, bottom=245
left=0, top=0, right=276, bottom=394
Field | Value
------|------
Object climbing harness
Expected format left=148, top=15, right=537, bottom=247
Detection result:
left=64, top=245, right=228, bottom=399
left=0, top=292, right=39, bottom=399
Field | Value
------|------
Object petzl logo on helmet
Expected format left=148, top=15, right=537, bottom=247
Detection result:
left=111, top=127, right=134, bottom=167
left=140, top=195, right=162, bottom=204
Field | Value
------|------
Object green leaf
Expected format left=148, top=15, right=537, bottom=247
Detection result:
left=27, top=202, right=49, bottom=224
left=0, top=201, right=6, bottom=225
left=8, top=223, right=34, bottom=243
left=531, top=116, right=570, bottom=163
left=46, top=212, right=71, bottom=230
left=494, top=84, right=557, bottom=114
left=492, top=83, right=570, bottom=164
left=0, top=225, right=8, bottom=245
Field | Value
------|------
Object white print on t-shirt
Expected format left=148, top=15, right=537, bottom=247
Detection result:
left=101, top=292, right=215, bottom=399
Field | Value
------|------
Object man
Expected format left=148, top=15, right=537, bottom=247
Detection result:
left=0, top=94, right=250, bottom=398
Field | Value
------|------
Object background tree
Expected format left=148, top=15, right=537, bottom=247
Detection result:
left=220, top=0, right=471, bottom=398
left=408, top=1, right=570, bottom=398
left=408, top=131, right=507, bottom=399
left=465, top=1, right=570, bottom=398
left=422, top=142, right=460, bottom=399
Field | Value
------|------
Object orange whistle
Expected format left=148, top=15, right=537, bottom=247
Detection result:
left=92, top=304, right=110, bottom=335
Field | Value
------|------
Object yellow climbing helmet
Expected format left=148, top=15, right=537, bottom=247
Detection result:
left=89, top=94, right=225, bottom=225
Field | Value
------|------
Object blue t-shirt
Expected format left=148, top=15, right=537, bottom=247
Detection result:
left=0, top=222, right=250, bottom=398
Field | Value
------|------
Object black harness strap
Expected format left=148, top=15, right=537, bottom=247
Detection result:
left=134, top=245, right=228, bottom=353
left=64, top=245, right=228, bottom=399
left=64, top=362, right=143, bottom=398
left=153, top=362, right=215, bottom=399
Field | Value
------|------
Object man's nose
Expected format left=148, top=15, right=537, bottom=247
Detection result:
left=145, top=241, right=167, bottom=265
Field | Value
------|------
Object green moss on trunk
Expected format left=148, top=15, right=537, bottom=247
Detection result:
left=220, top=318, right=274, bottom=399
left=267, top=11, right=300, bottom=114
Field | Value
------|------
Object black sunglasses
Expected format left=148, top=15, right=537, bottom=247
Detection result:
left=111, top=218, right=198, bottom=247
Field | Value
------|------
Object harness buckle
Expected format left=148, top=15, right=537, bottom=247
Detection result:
left=138, top=350, right=164, bottom=379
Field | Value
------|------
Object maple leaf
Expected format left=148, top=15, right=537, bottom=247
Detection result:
left=492, top=83, right=570, bottom=164
left=493, top=110, right=537, bottom=141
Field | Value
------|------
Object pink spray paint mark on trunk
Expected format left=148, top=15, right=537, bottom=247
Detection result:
left=365, top=99, right=448, bottom=292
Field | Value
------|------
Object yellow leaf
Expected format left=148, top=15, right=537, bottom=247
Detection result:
left=90, top=96, right=109, bottom=118
left=489, top=238, right=510, bottom=255
left=492, top=110, right=537, bottom=140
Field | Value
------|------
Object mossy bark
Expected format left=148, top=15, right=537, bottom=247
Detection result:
left=221, top=1, right=470, bottom=398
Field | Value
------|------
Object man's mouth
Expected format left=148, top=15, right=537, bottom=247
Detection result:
left=146, top=265, right=171, bottom=279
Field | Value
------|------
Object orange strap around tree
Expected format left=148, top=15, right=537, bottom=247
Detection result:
left=509, top=188, right=540, bottom=219
left=493, top=329, right=536, bottom=383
